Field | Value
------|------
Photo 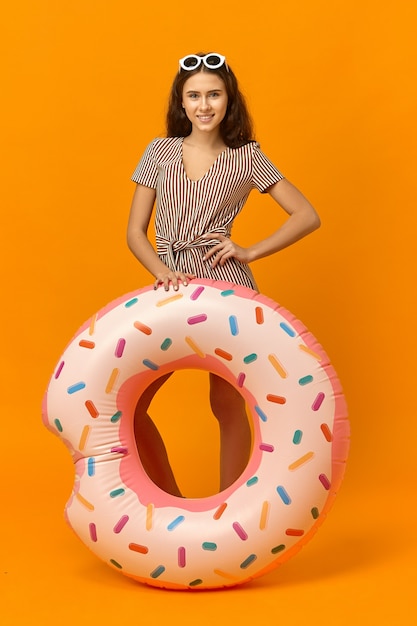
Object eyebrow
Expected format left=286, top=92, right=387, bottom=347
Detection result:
left=184, top=88, right=224, bottom=95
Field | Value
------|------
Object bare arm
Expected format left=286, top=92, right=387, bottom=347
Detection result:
left=203, top=179, right=321, bottom=267
left=127, top=184, right=195, bottom=290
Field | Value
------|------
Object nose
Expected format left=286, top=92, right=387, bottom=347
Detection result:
left=199, top=97, right=211, bottom=110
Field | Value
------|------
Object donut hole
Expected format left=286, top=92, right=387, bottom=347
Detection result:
left=134, top=369, right=253, bottom=498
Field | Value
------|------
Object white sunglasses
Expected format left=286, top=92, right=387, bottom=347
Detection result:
left=179, top=53, right=228, bottom=72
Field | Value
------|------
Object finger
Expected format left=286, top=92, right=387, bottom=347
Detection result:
left=161, top=273, right=175, bottom=291
left=210, top=251, right=223, bottom=269
left=203, top=242, right=223, bottom=261
left=170, top=274, right=181, bottom=291
left=179, top=273, right=194, bottom=286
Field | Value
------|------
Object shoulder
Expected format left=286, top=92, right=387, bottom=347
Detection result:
left=229, top=140, right=261, bottom=157
left=144, top=136, right=183, bottom=162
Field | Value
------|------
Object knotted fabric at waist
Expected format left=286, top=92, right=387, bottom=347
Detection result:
left=156, top=228, right=229, bottom=270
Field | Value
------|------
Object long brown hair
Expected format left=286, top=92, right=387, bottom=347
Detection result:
left=166, top=53, right=255, bottom=148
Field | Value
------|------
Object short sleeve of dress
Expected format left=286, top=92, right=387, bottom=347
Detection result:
left=252, top=142, right=284, bottom=193
left=131, top=139, right=159, bottom=188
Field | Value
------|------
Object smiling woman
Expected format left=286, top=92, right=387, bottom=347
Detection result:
left=127, top=51, right=321, bottom=499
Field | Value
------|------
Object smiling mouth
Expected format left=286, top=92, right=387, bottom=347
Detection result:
left=197, top=115, right=214, bottom=122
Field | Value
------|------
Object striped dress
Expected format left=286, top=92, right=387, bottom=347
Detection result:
left=131, top=136, right=284, bottom=290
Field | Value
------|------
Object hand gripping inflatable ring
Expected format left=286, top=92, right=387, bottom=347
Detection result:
left=42, top=279, right=349, bottom=590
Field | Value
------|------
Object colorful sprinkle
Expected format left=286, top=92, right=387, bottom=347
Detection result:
left=146, top=504, right=154, bottom=530
left=111, top=446, right=128, bottom=455
left=213, top=569, right=240, bottom=581
left=221, top=289, right=235, bottom=297
left=214, top=347, right=233, bottom=361
left=255, top=307, right=264, bottom=324
left=213, top=503, right=227, bottom=520
left=190, top=286, right=205, bottom=300
left=299, top=344, right=322, bottom=360
left=268, top=354, right=288, bottom=378
left=254, top=405, right=268, bottom=422
left=178, top=547, right=186, bottom=567
left=76, top=493, right=94, bottom=511
left=129, top=543, right=149, bottom=554
left=54, top=418, right=63, bottom=433
left=260, top=501, right=270, bottom=530
left=266, top=394, right=286, bottom=404
left=311, top=507, right=320, bottom=519
left=185, top=336, right=205, bottom=358
left=237, top=372, right=246, bottom=387
left=229, top=315, right=239, bottom=336
left=167, top=515, right=185, bottom=531
left=67, top=382, right=86, bottom=394
left=125, top=297, right=138, bottom=308
left=312, top=392, right=325, bottom=411
left=79, top=425, right=90, bottom=451
left=160, top=338, right=172, bottom=351
left=232, top=522, right=248, bottom=540
left=271, top=544, right=286, bottom=554
left=259, top=443, right=274, bottom=452
left=319, top=473, right=331, bottom=490
left=134, top=321, right=152, bottom=335
left=276, top=486, right=291, bottom=505
left=85, top=400, right=99, bottom=419
left=105, top=368, right=119, bottom=393
left=110, top=488, right=125, bottom=498
left=115, top=338, right=126, bottom=358
left=243, top=353, right=257, bottom=364
left=187, top=314, right=208, bottom=325
left=189, top=579, right=203, bottom=587
left=79, top=339, right=95, bottom=349
left=288, top=451, right=315, bottom=470
left=89, top=313, right=97, bottom=336
left=286, top=528, right=304, bottom=536
left=320, top=423, right=333, bottom=442
left=110, top=410, right=122, bottom=423
left=150, top=565, right=165, bottom=578
left=156, top=294, right=183, bottom=307
left=143, top=359, right=159, bottom=370
left=240, top=554, right=257, bottom=569
left=87, top=457, right=95, bottom=476
left=280, top=322, right=296, bottom=337
left=89, top=523, right=97, bottom=542
left=246, top=476, right=259, bottom=487
left=113, top=515, right=129, bottom=533
left=55, top=361, right=65, bottom=379
left=299, top=375, right=313, bottom=385
left=293, top=429, right=303, bottom=444
left=202, top=542, right=217, bottom=551
left=110, top=559, right=123, bottom=569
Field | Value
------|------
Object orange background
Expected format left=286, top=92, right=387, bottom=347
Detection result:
left=1, top=0, right=416, bottom=623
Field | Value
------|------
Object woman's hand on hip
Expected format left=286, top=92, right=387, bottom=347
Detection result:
left=202, top=234, right=250, bottom=268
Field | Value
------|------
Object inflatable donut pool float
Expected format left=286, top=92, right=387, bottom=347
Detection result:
left=42, top=279, right=349, bottom=590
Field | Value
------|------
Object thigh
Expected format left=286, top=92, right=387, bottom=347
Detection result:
left=209, top=372, right=246, bottom=413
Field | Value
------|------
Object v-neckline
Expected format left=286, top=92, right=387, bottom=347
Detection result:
left=180, top=137, right=229, bottom=183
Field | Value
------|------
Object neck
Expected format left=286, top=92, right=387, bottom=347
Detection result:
left=185, top=128, right=225, bottom=149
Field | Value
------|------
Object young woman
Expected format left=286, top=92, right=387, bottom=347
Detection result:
left=127, top=52, right=320, bottom=496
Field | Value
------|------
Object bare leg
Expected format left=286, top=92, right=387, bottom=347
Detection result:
left=209, top=373, right=252, bottom=491
left=134, top=373, right=182, bottom=496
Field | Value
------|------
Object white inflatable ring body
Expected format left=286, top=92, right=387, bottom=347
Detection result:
left=42, top=279, right=349, bottom=590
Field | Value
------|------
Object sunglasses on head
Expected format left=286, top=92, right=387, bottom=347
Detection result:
left=179, top=53, right=228, bottom=72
